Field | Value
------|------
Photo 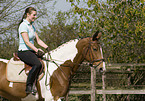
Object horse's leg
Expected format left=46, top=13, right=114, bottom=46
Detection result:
left=0, top=90, right=21, bottom=101
left=36, top=81, right=44, bottom=101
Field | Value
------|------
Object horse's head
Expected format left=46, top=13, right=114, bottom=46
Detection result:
left=76, top=31, right=106, bottom=72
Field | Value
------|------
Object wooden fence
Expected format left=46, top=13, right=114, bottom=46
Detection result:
left=68, top=63, right=145, bottom=101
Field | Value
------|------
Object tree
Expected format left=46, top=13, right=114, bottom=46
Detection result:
left=0, top=0, right=54, bottom=59
left=67, top=0, right=145, bottom=63
left=0, top=0, right=52, bottom=35
left=39, top=11, right=79, bottom=50
left=0, top=0, right=80, bottom=59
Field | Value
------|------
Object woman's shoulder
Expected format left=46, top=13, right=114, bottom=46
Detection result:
left=20, top=21, right=27, bottom=26
left=19, top=22, right=28, bottom=29
left=19, top=22, right=29, bottom=33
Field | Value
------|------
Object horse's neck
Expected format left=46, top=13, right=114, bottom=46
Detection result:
left=72, top=52, right=84, bottom=73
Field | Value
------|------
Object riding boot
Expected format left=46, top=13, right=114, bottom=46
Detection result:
left=31, top=83, right=37, bottom=95
left=25, top=84, right=33, bottom=94
left=25, top=65, right=40, bottom=94
left=31, top=67, right=42, bottom=95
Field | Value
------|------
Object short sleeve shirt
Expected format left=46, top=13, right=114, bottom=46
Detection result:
left=18, top=19, right=36, bottom=51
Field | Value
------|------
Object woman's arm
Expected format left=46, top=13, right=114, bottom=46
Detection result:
left=35, top=32, right=48, bottom=49
left=21, top=32, right=39, bottom=52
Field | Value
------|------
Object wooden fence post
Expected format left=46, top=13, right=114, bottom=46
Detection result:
left=102, top=71, right=106, bottom=101
left=127, top=67, right=131, bottom=101
left=91, top=67, right=96, bottom=101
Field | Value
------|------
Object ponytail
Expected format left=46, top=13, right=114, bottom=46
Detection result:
left=18, top=13, right=26, bottom=26
left=18, top=7, right=36, bottom=37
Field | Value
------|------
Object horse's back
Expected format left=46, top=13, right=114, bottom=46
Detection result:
left=0, top=61, right=6, bottom=74
left=0, top=59, right=8, bottom=73
left=0, top=60, right=31, bottom=100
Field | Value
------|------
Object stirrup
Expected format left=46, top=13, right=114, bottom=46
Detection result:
left=31, top=84, right=37, bottom=95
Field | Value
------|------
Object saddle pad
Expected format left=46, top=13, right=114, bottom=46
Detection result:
left=6, top=58, right=27, bottom=83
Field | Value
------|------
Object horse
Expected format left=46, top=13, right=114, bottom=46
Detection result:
left=0, top=58, right=44, bottom=101
left=49, top=32, right=106, bottom=101
left=0, top=31, right=105, bottom=101
left=0, top=39, right=79, bottom=101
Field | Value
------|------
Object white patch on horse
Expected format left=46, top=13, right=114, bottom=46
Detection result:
left=9, top=82, right=13, bottom=87
left=40, top=39, right=79, bottom=101
left=100, top=47, right=106, bottom=71
left=0, top=39, right=79, bottom=101
left=0, top=58, right=9, bottom=63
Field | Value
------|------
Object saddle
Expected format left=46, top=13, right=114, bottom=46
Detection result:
left=13, top=53, right=44, bottom=76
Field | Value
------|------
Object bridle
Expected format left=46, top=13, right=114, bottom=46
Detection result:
left=59, top=38, right=105, bottom=79
left=81, top=38, right=105, bottom=68
left=43, top=38, right=105, bottom=85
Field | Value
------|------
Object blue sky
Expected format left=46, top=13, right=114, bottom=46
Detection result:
left=36, top=0, right=107, bottom=27
left=53, top=0, right=72, bottom=12
left=48, top=0, right=106, bottom=13
left=48, top=0, right=90, bottom=12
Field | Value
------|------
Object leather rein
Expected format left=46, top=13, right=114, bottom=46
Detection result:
left=43, top=38, right=105, bottom=85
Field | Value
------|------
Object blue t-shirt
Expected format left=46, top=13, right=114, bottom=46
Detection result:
left=18, top=19, right=36, bottom=51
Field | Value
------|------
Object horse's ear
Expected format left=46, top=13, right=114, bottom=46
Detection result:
left=92, top=31, right=102, bottom=41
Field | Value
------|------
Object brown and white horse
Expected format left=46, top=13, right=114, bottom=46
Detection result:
left=49, top=32, right=106, bottom=101
left=0, top=32, right=105, bottom=101
left=0, top=38, right=79, bottom=101
left=0, top=59, right=44, bottom=101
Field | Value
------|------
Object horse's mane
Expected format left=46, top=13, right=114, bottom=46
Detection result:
left=50, top=39, right=79, bottom=53
left=46, top=38, right=79, bottom=65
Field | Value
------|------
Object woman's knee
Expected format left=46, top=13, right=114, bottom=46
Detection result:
left=35, top=62, right=42, bottom=69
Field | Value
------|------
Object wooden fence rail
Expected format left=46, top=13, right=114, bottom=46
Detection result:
left=69, top=89, right=145, bottom=94
left=68, top=63, right=145, bottom=101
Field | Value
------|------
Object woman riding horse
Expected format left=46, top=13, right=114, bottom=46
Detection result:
left=17, top=7, right=50, bottom=94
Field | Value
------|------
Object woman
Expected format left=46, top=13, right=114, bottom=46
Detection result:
left=18, top=7, right=49, bottom=94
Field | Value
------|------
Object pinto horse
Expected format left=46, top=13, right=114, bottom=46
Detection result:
left=0, top=39, right=79, bottom=101
left=0, top=32, right=105, bottom=101
left=49, top=32, right=106, bottom=101
left=0, top=59, right=44, bottom=101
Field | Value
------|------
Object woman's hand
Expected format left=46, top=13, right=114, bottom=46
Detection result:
left=37, top=49, right=45, bottom=58
left=45, top=47, right=50, bottom=54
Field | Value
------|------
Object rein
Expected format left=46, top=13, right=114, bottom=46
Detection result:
left=42, top=54, right=72, bottom=86
left=43, top=38, right=105, bottom=86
